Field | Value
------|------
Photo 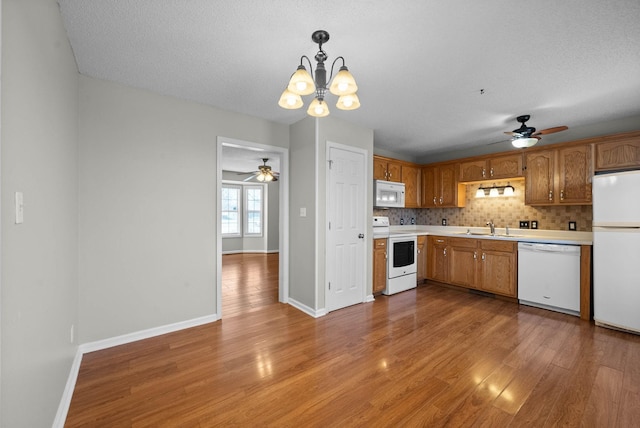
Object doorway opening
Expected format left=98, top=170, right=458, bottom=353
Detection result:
left=216, top=137, right=289, bottom=319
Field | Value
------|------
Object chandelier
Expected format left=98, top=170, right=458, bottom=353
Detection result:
left=278, top=30, right=360, bottom=118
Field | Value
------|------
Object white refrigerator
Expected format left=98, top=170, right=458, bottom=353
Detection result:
left=592, top=170, right=640, bottom=334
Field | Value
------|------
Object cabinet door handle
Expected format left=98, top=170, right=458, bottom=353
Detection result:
left=436, top=239, right=445, bottom=243
left=443, top=248, right=447, bottom=256
left=482, top=168, right=486, bottom=178
left=439, top=197, right=443, bottom=204
left=385, top=252, right=387, bottom=260
left=490, top=167, right=494, bottom=177
left=560, top=190, right=565, bottom=201
left=549, top=190, right=553, bottom=201
left=481, top=253, right=486, bottom=261
left=473, top=251, right=477, bottom=260
left=433, top=197, right=437, bottom=205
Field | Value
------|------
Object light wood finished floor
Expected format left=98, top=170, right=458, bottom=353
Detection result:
left=65, top=253, right=640, bottom=427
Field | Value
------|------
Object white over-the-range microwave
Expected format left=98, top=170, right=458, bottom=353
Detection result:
left=374, top=180, right=405, bottom=208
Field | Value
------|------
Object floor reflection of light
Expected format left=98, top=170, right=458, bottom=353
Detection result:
left=473, top=374, right=513, bottom=402
left=256, top=352, right=273, bottom=378
left=500, top=389, right=513, bottom=402
left=379, top=359, right=388, bottom=370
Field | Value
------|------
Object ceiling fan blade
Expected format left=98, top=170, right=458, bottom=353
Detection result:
left=243, top=174, right=258, bottom=182
left=504, top=131, right=524, bottom=137
left=532, top=126, right=568, bottom=136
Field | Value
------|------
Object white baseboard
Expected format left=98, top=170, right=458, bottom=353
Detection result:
left=288, top=298, right=327, bottom=318
left=52, top=347, right=84, bottom=428
left=79, top=314, right=219, bottom=354
left=54, top=313, right=218, bottom=427
left=365, top=294, right=375, bottom=303
left=221, top=250, right=280, bottom=255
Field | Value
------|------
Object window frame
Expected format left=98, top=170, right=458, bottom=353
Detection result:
left=221, top=184, right=242, bottom=237
left=243, top=185, right=264, bottom=237
left=221, top=181, right=266, bottom=238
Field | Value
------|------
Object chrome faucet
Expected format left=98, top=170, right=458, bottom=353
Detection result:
left=486, top=220, right=495, bottom=235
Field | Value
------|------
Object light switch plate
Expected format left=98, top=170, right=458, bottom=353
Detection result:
left=299, top=207, right=306, bottom=217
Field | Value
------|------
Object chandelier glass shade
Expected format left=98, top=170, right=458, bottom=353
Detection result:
left=279, top=30, right=360, bottom=118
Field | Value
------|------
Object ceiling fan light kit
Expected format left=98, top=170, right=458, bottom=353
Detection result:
left=244, top=158, right=278, bottom=182
left=511, top=137, right=540, bottom=148
left=505, top=115, right=568, bottom=148
left=279, top=30, right=360, bottom=118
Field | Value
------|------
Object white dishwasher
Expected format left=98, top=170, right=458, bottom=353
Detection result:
left=518, top=242, right=581, bottom=316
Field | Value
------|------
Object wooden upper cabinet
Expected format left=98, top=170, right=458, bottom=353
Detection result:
left=459, top=154, right=523, bottom=182
left=421, top=166, right=437, bottom=208
left=524, top=150, right=555, bottom=205
left=422, top=163, right=465, bottom=208
left=439, top=163, right=460, bottom=207
left=459, top=159, right=487, bottom=182
left=373, top=156, right=402, bottom=182
left=557, top=144, right=592, bottom=204
left=595, top=137, right=640, bottom=172
left=525, top=145, right=593, bottom=206
left=401, top=164, right=421, bottom=208
left=490, top=154, right=523, bottom=179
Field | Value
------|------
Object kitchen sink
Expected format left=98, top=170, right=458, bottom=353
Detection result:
left=454, top=232, right=523, bottom=238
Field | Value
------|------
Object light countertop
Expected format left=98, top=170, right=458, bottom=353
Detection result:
left=373, top=225, right=592, bottom=246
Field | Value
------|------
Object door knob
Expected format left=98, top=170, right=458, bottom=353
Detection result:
left=358, top=233, right=365, bottom=239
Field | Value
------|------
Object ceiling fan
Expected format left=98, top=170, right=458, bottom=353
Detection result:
left=243, top=158, right=279, bottom=182
left=505, top=115, right=568, bottom=148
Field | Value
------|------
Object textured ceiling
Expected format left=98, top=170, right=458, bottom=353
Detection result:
left=58, top=0, right=640, bottom=170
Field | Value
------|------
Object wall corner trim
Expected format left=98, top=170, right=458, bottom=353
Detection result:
left=288, top=298, right=327, bottom=318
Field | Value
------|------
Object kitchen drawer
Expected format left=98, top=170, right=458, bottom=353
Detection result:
left=480, top=240, right=516, bottom=252
left=374, top=239, right=387, bottom=249
left=448, top=237, right=478, bottom=249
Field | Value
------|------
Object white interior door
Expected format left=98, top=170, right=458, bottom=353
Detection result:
left=326, top=143, right=366, bottom=312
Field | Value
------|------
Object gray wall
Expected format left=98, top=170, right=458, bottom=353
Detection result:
left=289, top=118, right=318, bottom=308
left=1, top=0, right=79, bottom=426
left=78, top=76, right=289, bottom=343
left=288, top=116, right=374, bottom=311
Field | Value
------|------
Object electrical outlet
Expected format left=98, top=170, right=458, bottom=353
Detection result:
left=531, top=220, right=538, bottom=229
left=519, top=220, right=530, bottom=229
left=400, top=218, right=404, bottom=225
left=442, top=218, right=447, bottom=226
left=569, top=221, right=577, bottom=231
left=411, top=217, right=415, bottom=225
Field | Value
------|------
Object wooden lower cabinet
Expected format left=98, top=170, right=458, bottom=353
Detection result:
left=477, top=240, right=517, bottom=297
left=417, top=235, right=427, bottom=283
left=373, top=239, right=387, bottom=294
left=427, top=236, right=517, bottom=298
left=448, top=238, right=478, bottom=288
left=427, top=236, right=449, bottom=283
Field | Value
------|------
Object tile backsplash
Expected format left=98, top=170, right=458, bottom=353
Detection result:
left=374, top=180, right=593, bottom=231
